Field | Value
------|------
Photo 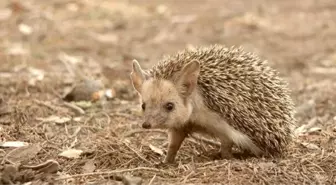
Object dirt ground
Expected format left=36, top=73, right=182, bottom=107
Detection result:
left=1, top=0, right=336, bottom=184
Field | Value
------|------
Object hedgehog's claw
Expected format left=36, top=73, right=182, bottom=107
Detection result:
left=154, top=160, right=176, bottom=168
left=220, top=151, right=234, bottom=159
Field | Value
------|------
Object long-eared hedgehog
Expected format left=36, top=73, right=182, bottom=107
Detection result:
left=130, top=45, right=296, bottom=163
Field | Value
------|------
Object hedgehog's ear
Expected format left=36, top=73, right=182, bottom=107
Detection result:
left=130, top=59, right=148, bottom=93
left=177, top=60, right=200, bottom=97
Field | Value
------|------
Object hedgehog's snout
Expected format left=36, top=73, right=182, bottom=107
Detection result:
left=142, top=121, right=151, bottom=129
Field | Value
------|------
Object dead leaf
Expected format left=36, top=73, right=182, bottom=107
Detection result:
left=59, top=149, right=83, bottom=159
left=82, top=160, right=96, bottom=173
left=21, top=159, right=60, bottom=174
left=74, top=101, right=92, bottom=109
left=122, top=175, right=143, bottom=185
left=307, top=127, right=322, bottom=134
left=294, top=117, right=319, bottom=136
left=0, top=141, right=29, bottom=148
left=294, top=126, right=306, bottom=136
left=149, top=144, right=164, bottom=156
left=301, top=142, right=320, bottom=150
left=6, top=144, right=41, bottom=163
left=73, top=117, right=81, bottom=122
left=18, top=23, right=33, bottom=35
left=27, top=67, right=44, bottom=86
left=36, top=115, right=71, bottom=124
left=28, top=67, right=44, bottom=79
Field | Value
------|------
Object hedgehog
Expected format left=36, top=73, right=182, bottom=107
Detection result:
left=130, top=45, right=296, bottom=163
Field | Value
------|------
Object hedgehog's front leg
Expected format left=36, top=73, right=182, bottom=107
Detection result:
left=163, top=128, right=187, bottom=163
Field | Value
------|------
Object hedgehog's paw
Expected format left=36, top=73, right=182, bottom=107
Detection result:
left=154, top=159, right=177, bottom=168
left=220, top=150, right=234, bottom=159
left=154, top=160, right=167, bottom=167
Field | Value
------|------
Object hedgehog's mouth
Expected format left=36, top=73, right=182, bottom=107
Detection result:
left=141, top=120, right=166, bottom=129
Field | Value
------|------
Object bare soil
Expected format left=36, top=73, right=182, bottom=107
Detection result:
left=1, top=0, right=336, bottom=184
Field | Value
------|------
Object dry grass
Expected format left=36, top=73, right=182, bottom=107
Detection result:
left=1, top=0, right=336, bottom=184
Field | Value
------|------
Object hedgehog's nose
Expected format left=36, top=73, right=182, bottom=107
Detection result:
left=142, top=121, right=151, bottom=129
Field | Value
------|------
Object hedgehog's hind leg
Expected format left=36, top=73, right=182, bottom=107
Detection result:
left=224, top=125, right=263, bottom=157
left=220, top=139, right=234, bottom=159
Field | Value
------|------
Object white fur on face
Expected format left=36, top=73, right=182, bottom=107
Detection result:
left=140, top=79, right=193, bottom=129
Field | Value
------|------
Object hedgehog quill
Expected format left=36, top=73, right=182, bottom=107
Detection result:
left=130, top=45, right=296, bottom=163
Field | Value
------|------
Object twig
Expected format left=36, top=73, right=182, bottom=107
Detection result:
left=84, top=115, right=94, bottom=125
left=247, top=167, right=269, bottom=185
left=122, top=141, right=151, bottom=164
left=1, top=146, right=20, bottom=165
left=101, top=112, right=111, bottom=125
left=197, top=161, right=228, bottom=170
left=182, top=171, right=194, bottom=183
left=20, top=159, right=59, bottom=170
left=124, top=129, right=167, bottom=137
left=125, top=129, right=220, bottom=146
left=33, top=99, right=61, bottom=111
left=55, top=167, right=173, bottom=181
left=148, top=174, right=156, bottom=185
left=227, top=162, right=231, bottom=183
left=50, top=88, right=63, bottom=99
left=109, top=112, right=133, bottom=118
left=69, top=127, right=82, bottom=138
left=63, top=102, right=85, bottom=115
left=302, top=158, right=325, bottom=172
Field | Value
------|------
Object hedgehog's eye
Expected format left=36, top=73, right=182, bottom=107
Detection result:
left=141, top=103, right=146, bottom=111
left=164, top=102, right=174, bottom=112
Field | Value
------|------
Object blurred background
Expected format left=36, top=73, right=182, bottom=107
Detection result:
left=1, top=0, right=336, bottom=184
left=1, top=0, right=336, bottom=98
